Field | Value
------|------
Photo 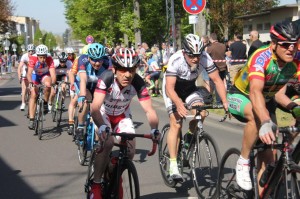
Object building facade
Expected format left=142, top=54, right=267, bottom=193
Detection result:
left=10, top=16, right=40, bottom=46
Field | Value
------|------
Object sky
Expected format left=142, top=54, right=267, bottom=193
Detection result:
left=12, top=0, right=297, bottom=35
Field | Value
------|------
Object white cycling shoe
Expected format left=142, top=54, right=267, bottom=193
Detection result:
left=20, top=103, right=25, bottom=111
left=169, top=165, right=183, bottom=182
left=236, top=161, right=252, bottom=191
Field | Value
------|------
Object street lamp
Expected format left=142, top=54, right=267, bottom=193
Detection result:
left=21, top=44, right=25, bottom=53
left=4, top=32, right=11, bottom=73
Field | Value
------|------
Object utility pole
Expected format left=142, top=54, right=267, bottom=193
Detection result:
left=165, top=0, right=176, bottom=51
left=133, top=0, right=141, bottom=49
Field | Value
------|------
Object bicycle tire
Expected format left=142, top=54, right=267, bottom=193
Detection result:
left=78, top=127, right=88, bottom=165
left=51, top=104, right=56, bottom=122
left=24, top=90, right=30, bottom=118
left=192, top=132, right=221, bottom=199
left=108, top=159, right=140, bottom=199
left=38, top=99, right=44, bottom=140
left=34, top=103, right=40, bottom=135
left=56, top=92, right=62, bottom=127
left=158, top=123, right=177, bottom=188
left=85, top=149, right=96, bottom=198
left=218, top=148, right=250, bottom=199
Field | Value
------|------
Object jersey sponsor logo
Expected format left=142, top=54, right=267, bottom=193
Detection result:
left=265, top=73, right=276, bottom=81
left=253, top=49, right=272, bottom=72
left=124, top=89, right=130, bottom=95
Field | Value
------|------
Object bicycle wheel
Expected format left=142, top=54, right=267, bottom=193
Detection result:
left=78, top=126, right=88, bottom=165
left=51, top=103, right=56, bottom=122
left=272, top=168, right=300, bottom=199
left=24, top=90, right=30, bottom=118
left=85, top=149, right=96, bottom=198
left=56, top=94, right=63, bottom=127
left=192, top=132, right=221, bottom=199
left=34, top=103, right=40, bottom=136
left=111, top=159, right=140, bottom=199
left=37, top=99, right=44, bottom=140
left=158, top=124, right=177, bottom=188
left=218, top=148, right=248, bottom=199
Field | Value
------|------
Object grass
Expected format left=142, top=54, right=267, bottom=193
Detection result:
left=208, top=108, right=294, bottom=127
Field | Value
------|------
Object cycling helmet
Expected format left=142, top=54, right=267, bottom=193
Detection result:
left=36, top=44, right=48, bottom=55
left=112, top=48, right=140, bottom=68
left=182, top=34, right=204, bottom=55
left=27, top=44, right=35, bottom=51
left=65, top=47, right=74, bottom=54
left=81, top=44, right=90, bottom=55
left=270, top=21, right=300, bottom=42
left=88, top=43, right=105, bottom=59
left=58, top=52, right=68, bottom=62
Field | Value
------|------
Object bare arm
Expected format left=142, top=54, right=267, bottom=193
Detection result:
left=18, top=61, right=24, bottom=80
left=91, top=91, right=106, bottom=128
left=49, top=68, right=56, bottom=84
left=27, top=67, right=33, bottom=83
left=274, top=85, right=293, bottom=108
left=79, top=72, right=87, bottom=96
left=249, top=79, right=270, bottom=123
left=139, top=98, right=159, bottom=129
left=208, top=70, right=228, bottom=110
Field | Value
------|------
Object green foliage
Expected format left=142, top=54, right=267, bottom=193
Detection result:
left=34, top=27, right=43, bottom=45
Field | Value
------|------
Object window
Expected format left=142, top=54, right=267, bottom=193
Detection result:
left=264, top=23, right=271, bottom=30
left=257, top=24, right=263, bottom=31
left=248, top=24, right=253, bottom=32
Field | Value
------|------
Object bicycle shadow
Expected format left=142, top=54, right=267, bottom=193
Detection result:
left=134, top=149, right=151, bottom=163
left=38, top=121, right=69, bottom=140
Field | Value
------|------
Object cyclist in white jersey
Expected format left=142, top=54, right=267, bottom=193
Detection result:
left=18, top=44, right=35, bottom=111
left=162, top=34, right=228, bottom=180
left=89, top=48, right=160, bottom=199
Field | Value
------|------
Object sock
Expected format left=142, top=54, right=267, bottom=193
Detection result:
left=30, top=118, right=34, bottom=121
left=238, top=155, right=250, bottom=165
left=78, top=124, right=84, bottom=129
left=69, top=120, right=74, bottom=125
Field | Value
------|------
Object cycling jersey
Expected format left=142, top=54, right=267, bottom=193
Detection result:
left=164, top=50, right=216, bottom=100
left=70, top=57, right=80, bottom=75
left=54, top=60, right=72, bottom=81
left=95, top=70, right=150, bottom=116
left=28, top=54, right=54, bottom=76
left=75, top=54, right=110, bottom=92
left=234, top=45, right=300, bottom=101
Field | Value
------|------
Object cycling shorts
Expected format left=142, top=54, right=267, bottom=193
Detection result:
left=32, top=73, right=50, bottom=85
left=101, top=110, right=135, bottom=140
left=163, top=86, right=213, bottom=115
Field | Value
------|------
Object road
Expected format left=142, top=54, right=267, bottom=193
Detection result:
left=0, top=73, right=245, bottom=199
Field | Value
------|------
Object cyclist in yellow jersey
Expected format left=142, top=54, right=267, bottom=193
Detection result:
left=227, top=21, right=300, bottom=193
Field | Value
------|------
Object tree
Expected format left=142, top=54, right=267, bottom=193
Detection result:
left=0, top=0, right=14, bottom=33
left=33, top=27, right=43, bottom=45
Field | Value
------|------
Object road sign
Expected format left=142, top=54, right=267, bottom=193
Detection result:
left=85, top=35, right=94, bottom=44
left=182, top=0, right=206, bottom=15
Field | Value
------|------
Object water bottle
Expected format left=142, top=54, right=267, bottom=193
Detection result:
left=183, top=131, right=193, bottom=149
left=259, top=163, right=275, bottom=187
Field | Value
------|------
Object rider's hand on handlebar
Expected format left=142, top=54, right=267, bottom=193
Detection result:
left=97, top=125, right=110, bottom=142
left=151, top=129, right=161, bottom=142
left=175, top=101, right=187, bottom=118
left=259, top=120, right=277, bottom=145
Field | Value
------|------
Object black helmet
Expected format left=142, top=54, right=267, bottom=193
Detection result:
left=58, top=52, right=68, bottom=62
left=270, top=21, right=300, bottom=42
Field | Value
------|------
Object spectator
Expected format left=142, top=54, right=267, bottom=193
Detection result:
left=248, top=30, right=263, bottom=57
left=225, top=33, right=247, bottom=85
left=207, top=33, right=227, bottom=104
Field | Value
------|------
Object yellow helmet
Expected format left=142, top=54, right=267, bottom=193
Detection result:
left=81, top=44, right=90, bottom=55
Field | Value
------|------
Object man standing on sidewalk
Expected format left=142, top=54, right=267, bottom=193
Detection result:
left=248, top=30, right=263, bottom=57
left=207, top=33, right=227, bottom=104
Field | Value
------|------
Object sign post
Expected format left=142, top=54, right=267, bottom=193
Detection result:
left=183, top=0, right=206, bottom=34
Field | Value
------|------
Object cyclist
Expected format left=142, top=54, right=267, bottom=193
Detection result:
left=162, top=33, right=228, bottom=181
left=18, top=44, right=35, bottom=111
left=67, top=45, right=90, bottom=135
left=27, top=44, right=56, bottom=129
left=75, top=43, right=110, bottom=141
left=227, top=21, right=300, bottom=193
left=48, top=52, right=73, bottom=112
left=89, top=48, right=160, bottom=199
left=65, top=47, right=76, bottom=63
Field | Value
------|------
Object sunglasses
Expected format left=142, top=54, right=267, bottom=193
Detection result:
left=90, top=58, right=103, bottom=63
left=277, top=42, right=296, bottom=49
left=186, top=53, right=200, bottom=59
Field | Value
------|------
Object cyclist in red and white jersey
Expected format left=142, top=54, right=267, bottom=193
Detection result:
left=89, top=48, right=160, bottom=199
left=27, top=44, right=56, bottom=130
left=18, top=44, right=35, bottom=111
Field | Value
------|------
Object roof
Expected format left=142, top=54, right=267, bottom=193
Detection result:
left=236, top=4, right=298, bottom=19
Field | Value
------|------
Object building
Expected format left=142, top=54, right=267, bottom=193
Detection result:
left=10, top=16, right=40, bottom=46
left=237, top=3, right=300, bottom=44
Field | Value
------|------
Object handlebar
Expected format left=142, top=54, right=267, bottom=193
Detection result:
left=78, top=99, right=93, bottom=113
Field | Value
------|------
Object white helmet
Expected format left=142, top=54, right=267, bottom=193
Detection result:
left=36, top=44, right=48, bottom=55
left=65, top=47, right=74, bottom=54
left=182, top=34, right=204, bottom=55
left=27, top=44, right=35, bottom=51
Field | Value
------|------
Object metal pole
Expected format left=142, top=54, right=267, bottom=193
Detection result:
left=170, top=0, right=176, bottom=51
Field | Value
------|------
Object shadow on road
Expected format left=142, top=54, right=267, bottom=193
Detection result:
left=0, top=86, right=21, bottom=96
left=0, top=156, right=41, bottom=199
